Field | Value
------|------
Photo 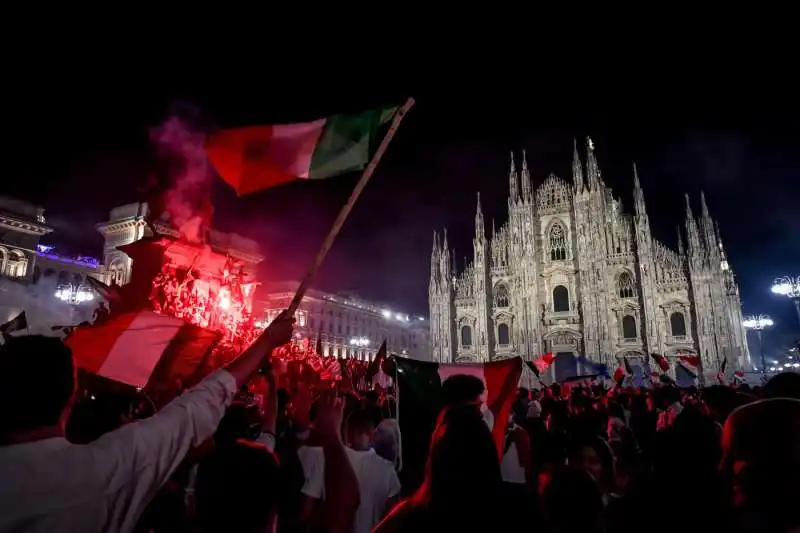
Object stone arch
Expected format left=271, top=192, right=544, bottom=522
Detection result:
left=621, top=315, right=637, bottom=339
left=553, top=284, right=569, bottom=312
left=497, top=322, right=510, bottom=345
left=617, top=270, right=635, bottom=298
left=460, top=325, right=473, bottom=347
left=670, top=311, right=687, bottom=337
left=7, top=249, right=27, bottom=277
left=494, top=282, right=510, bottom=308
left=546, top=219, right=568, bottom=261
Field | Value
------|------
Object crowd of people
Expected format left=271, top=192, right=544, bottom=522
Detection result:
left=1, top=315, right=799, bottom=533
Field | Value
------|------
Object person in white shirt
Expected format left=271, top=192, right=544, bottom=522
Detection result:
left=0, top=315, right=293, bottom=533
left=301, top=409, right=400, bottom=533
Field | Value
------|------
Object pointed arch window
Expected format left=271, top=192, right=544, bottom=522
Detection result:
left=461, top=325, right=473, bottom=347
left=618, top=271, right=635, bottom=298
left=494, top=283, right=510, bottom=308
left=670, top=312, right=687, bottom=337
left=622, top=315, right=637, bottom=339
left=548, top=221, right=568, bottom=261
left=553, top=285, right=569, bottom=312
left=497, top=323, right=510, bottom=346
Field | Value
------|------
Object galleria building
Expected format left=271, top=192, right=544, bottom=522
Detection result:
left=428, top=140, right=750, bottom=380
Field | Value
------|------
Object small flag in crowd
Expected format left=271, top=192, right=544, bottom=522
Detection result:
left=717, top=358, right=728, bottom=384
left=0, top=311, right=28, bottom=337
left=391, top=357, right=522, bottom=467
left=65, top=310, right=221, bottom=392
left=677, top=353, right=700, bottom=378
left=206, top=105, right=399, bottom=196
left=526, top=352, right=555, bottom=377
left=650, top=353, right=670, bottom=373
left=365, top=340, right=388, bottom=384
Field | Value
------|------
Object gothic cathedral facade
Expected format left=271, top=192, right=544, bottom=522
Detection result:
left=428, top=139, right=750, bottom=380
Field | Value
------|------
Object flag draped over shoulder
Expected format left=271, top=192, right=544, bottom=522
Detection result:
left=391, top=357, right=522, bottom=488
left=65, top=310, right=222, bottom=391
left=206, top=105, right=398, bottom=196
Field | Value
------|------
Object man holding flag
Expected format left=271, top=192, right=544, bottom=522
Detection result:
left=0, top=313, right=294, bottom=533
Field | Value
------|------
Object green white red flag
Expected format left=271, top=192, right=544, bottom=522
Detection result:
left=205, top=105, right=398, bottom=195
left=65, top=310, right=221, bottom=392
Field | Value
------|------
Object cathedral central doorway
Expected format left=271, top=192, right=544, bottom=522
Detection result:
left=553, top=352, right=578, bottom=382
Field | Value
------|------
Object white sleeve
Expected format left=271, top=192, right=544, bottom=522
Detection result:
left=299, top=448, right=325, bottom=499
left=387, top=464, right=401, bottom=498
left=90, top=370, right=238, bottom=531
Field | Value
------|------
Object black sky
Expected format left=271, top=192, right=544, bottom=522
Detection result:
left=5, top=42, right=799, bottom=342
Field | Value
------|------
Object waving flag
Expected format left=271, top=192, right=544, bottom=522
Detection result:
left=390, top=356, right=522, bottom=482
left=65, top=310, right=221, bottom=393
left=527, top=352, right=555, bottom=377
left=206, top=105, right=398, bottom=196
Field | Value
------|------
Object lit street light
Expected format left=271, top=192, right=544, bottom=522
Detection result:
left=743, top=314, right=774, bottom=374
left=55, top=285, right=95, bottom=305
left=771, top=275, right=800, bottom=325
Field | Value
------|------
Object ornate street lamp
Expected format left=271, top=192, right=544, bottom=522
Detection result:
left=771, top=275, right=800, bottom=325
left=55, top=285, right=95, bottom=305
left=743, top=314, right=774, bottom=374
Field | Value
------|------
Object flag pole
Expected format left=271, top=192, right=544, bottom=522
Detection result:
left=287, top=97, right=416, bottom=315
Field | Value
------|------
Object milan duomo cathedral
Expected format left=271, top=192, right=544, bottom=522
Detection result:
left=428, top=139, right=750, bottom=381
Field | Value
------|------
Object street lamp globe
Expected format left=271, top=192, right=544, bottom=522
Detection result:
left=743, top=314, right=774, bottom=374
left=771, top=275, right=800, bottom=325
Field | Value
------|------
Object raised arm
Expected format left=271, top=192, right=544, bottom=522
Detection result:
left=91, top=313, right=294, bottom=531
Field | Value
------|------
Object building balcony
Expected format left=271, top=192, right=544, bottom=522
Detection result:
left=667, top=335, right=693, bottom=344
left=620, top=338, right=640, bottom=345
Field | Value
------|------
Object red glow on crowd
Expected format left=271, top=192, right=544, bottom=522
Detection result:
left=146, top=241, right=377, bottom=387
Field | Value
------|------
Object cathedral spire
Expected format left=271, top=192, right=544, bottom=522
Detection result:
left=508, top=151, right=519, bottom=202
left=429, top=230, right=440, bottom=290
left=475, top=192, right=485, bottom=241
left=572, top=138, right=585, bottom=192
left=700, top=190, right=710, bottom=219
left=699, top=190, right=718, bottom=257
left=676, top=226, right=685, bottom=255
left=632, top=162, right=647, bottom=220
left=586, top=136, right=601, bottom=190
left=521, top=149, right=532, bottom=201
left=685, top=194, right=701, bottom=257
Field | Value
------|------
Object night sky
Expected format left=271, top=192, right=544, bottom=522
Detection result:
left=5, top=50, right=799, bottom=344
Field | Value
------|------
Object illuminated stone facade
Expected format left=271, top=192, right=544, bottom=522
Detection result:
left=95, top=202, right=264, bottom=285
left=429, top=140, right=750, bottom=379
left=0, top=197, right=51, bottom=281
left=259, top=282, right=430, bottom=361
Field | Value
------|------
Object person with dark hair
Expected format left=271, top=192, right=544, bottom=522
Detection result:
left=302, top=408, right=400, bottom=533
left=721, top=398, right=800, bottom=533
left=440, top=374, right=485, bottom=407
left=763, top=371, right=800, bottom=400
left=0, top=314, right=293, bottom=533
left=194, top=440, right=282, bottom=533
left=374, top=404, right=508, bottom=533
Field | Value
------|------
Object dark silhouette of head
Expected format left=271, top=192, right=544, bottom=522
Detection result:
left=764, top=371, right=800, bottom=400
left=440, top=374, right=485, bottom=407
left=195, top=440, right=282, bottom=533
left=0, top=335, right=76, bottom=443
left=415, top=404, right=502, bottom=522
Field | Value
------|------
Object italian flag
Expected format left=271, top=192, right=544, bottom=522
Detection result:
left=206, top=105, right=398, bottom=196
left=391, top=357, right=522, bottom=484
left=65, top=310, right=222, bottom=392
